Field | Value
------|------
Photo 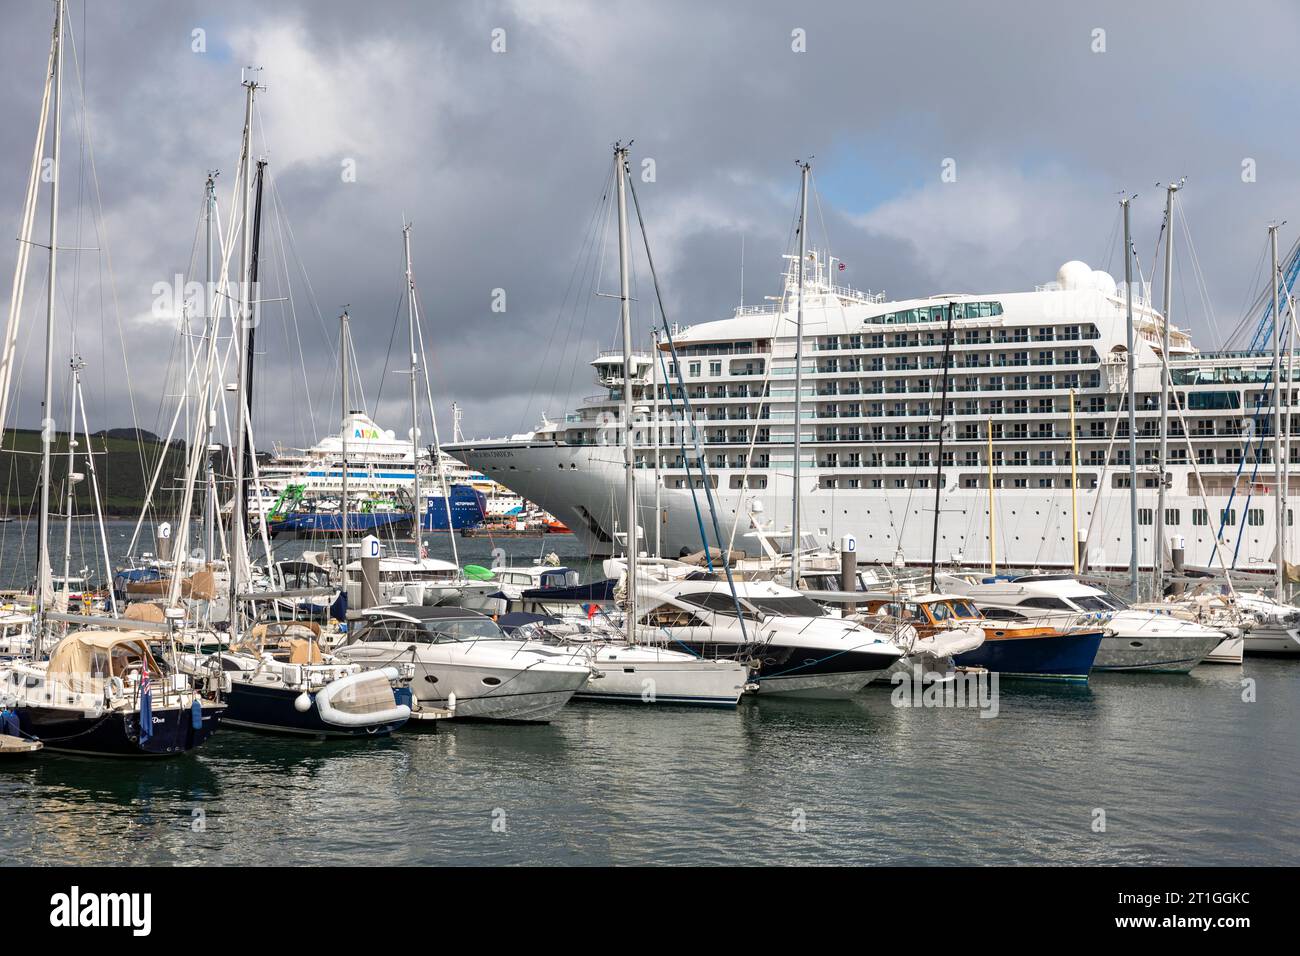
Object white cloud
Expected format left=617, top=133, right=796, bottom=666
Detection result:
left=852, top=164, right=1114, bottom=293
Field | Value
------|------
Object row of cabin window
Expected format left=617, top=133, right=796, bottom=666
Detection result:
left=1135, top=507, right=1293, bottom=527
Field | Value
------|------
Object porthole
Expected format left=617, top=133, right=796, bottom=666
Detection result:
left=482, top=676, right=502, bottom=686
left=424, top=674, right=438, bottom=684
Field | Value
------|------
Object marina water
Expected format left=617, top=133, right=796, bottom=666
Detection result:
left=1, top=522, right=1296, bottom=865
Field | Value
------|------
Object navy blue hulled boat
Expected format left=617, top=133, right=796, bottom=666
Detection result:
left=1, top=631, right=224, bottom=757
left=954, top=624, right=1103, bottom=681
left=175, top=622, right=411, bottom=738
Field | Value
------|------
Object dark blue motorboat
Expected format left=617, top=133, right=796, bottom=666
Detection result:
left=954, top=625, right=1104, bottom=681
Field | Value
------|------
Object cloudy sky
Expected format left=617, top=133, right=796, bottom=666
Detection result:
left=2, top=0, right=1299, bottom=448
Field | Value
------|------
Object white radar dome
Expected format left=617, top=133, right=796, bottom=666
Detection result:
left=1056, top=260, right=1093, bottom=291
left=1091, top=270, right=1118, bottom=297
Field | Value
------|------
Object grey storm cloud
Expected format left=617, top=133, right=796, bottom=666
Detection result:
left=2, top=0, right=1299, bottom=447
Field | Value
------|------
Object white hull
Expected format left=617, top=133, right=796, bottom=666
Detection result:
left=1204, top=636, right=1245, bottom=664
left=405, top=659, right=587, bottom=721
left=1244, top=625, right=1300, bottom=656
left=336, top=649, right=588, bottom=722
left=575, top=656, right=747, bottom=706
left=447, top=441, right=1300, bottom=573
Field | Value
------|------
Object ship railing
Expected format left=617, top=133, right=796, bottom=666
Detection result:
left=595, top=349, right=652, bottom=360
left=733, top=303, right=782, bottom=317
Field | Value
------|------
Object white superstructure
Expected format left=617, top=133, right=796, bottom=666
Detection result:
left=447, top=252, right=1299, bottom=574
left=260, top=411, right=524, bottom=512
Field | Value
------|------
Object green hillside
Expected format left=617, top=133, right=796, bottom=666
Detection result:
left=0, top=427, right=189, bottom=517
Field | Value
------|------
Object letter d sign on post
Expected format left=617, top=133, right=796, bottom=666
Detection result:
left=360, top=534, right=382, bottom=610
left=840, top=534, right=858, bottom=606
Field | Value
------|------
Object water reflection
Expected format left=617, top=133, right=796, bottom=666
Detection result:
left=2, top=524, right=1297, bottom=865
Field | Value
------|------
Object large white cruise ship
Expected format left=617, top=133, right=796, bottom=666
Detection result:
left=254, top=411, right=524, bottom=518
left=446, top=251, right=1298, bottom=573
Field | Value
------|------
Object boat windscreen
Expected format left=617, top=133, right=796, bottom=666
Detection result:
left=946, top=600, right=982, bottom=620
left=421, top=618, right=510, bottom=643
left=679, top=591, right=762, bottom=620
left=746, top=595, right=826, bottom=618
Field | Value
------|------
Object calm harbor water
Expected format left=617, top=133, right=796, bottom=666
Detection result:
left=1, top=522, right=1297, bottom=865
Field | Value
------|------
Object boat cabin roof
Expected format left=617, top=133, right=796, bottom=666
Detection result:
left=46, top=630, right=163, bottom=681
left=359, top=604, right=491, bottom=623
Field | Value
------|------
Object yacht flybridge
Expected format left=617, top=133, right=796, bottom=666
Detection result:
left=446, top=251, right=1300, bottom=578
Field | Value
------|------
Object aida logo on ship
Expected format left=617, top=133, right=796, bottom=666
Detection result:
left=353, top=427, right=380, bottom=440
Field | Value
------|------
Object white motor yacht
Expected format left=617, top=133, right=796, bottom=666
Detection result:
left=335, top=605, right=593, bottom=721
left=630, top=578, right=904, bottom=698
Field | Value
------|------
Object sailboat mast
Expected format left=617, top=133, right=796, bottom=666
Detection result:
left=987, top=418, right=995, bottom=574
left=203, top=172, right=218, bottom=565
left=930, top=301, right=954, bottom=591
left=404, top=223, right=423, bottom=558
left=341, top=310, right=351, bottom=568
left=1271, top=224, right=1284, bottom=601
left=244, top=160, right=266, bottom=486
left=652, top=327, right=662, bottom=558
left=1122, top=196, right=1139, bottom=601
left=61, top=353, right=84, bottom=606
left=1154, top=182, right=1177, bottom=598
left=61, top=355, right=81, bottom=601
left=791, top=160, right=809, bottom=588
left=1286, top=294, right=1297, bottom=590
left=1070, top=389, right=1080, bottom=574
left=228, top=73, right=257, bottom=637
left=615, top=144, right=636, bottom=639
left=35, top=0, right=63, bottom=625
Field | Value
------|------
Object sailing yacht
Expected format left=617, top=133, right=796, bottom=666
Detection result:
left=1227, top=590, right=1300, bottom=655
left=173, top=622, right=412, bottom=737
left=1, top=630, right=224, bottom=757
left=0, top=2, right=227, bottom=758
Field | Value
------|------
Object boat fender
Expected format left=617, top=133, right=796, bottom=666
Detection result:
left=313, top=667, right=410, bottom=727
left=294, top=692, right=313, bottom=713
left=447, top=691, right=456, bottom=712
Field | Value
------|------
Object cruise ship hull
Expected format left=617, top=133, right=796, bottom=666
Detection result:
left=447, top=440, right=1300, bottom=574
